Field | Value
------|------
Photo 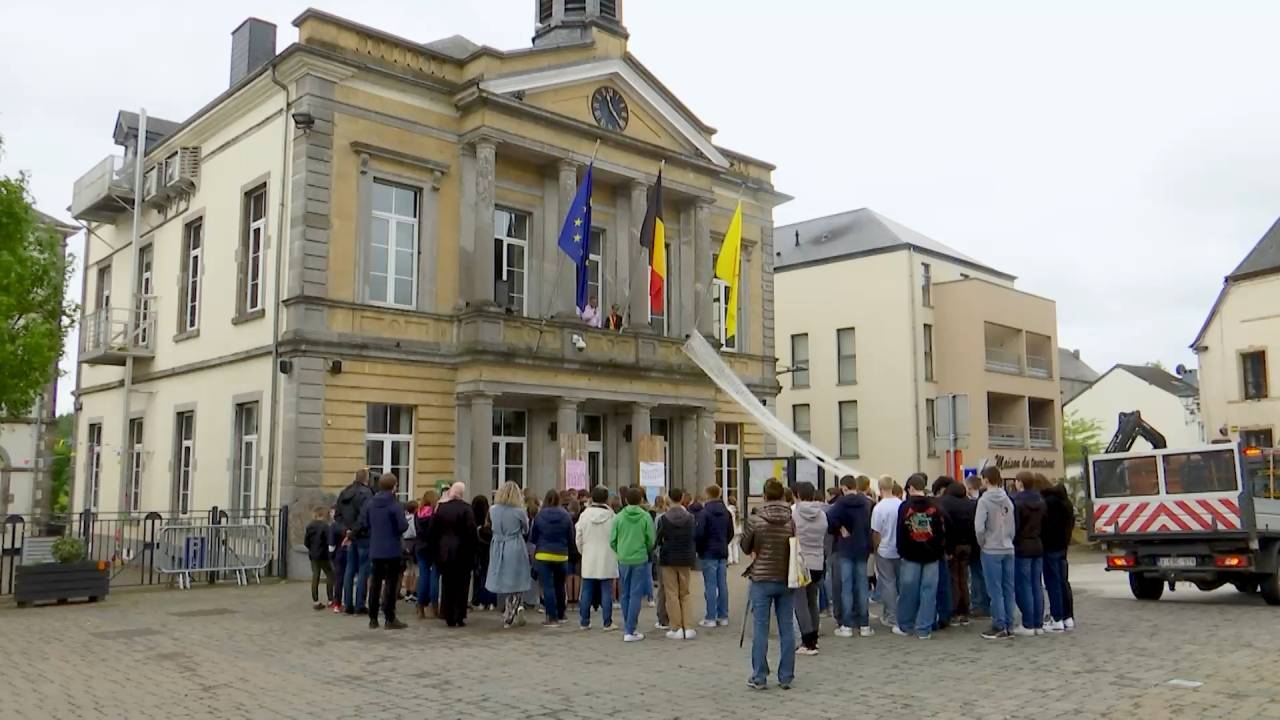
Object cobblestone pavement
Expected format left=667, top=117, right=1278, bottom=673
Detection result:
left=1, top=551, right=1277, bottom=720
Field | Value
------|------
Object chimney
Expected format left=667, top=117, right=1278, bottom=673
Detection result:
left=230, top=18, right=277, bottom=87
left=1072, top=349, right=1080, bottom=359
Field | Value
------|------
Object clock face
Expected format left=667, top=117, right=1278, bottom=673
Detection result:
left=590, top=86, right=629, bottom=131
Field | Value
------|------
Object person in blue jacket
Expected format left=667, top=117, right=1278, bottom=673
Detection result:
left=357, top=473, right=408, bottom=629
left=530, top=489, right=577, bottom=626
left=827, top=475, right=874, bottom=637
left=694, top=484, right=734, bottom=627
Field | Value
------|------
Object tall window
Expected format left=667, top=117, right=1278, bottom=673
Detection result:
left=242, top=184, right=267, bottom=314
left=135, top=245, right=153, bottom=347
left=926, top=398, right=937, bottom=457
left=712, top=276, right=737, bottom=351
left=127, top=418, right=144, bottom=512
left=839, top=401, right=859, bottom=458
left=579, top=414, right=604, bottom=487
left=366, top=404, right=414, bottom=502
left=923, top=324, right=935, bottom=382
left=837, top=327, right=856, bottom=384
left=173, top=411, right=195, bottom=515
left=494, top=208, right=529, bottom=314
left=369, top=180, right=419, bottom=308
left=921, top=262, right=932, bottom=306
left=1242, top=351, right=1268, bottom=400
left=714, top=423, right=741, bottom=501
left=587, top=228, right=604, bottom=306
left=600, top=0, right=618, bottom=18
left=538, top=0, right=553, bottom=22
left=492, top=409, right=528, bottom=490
left=86, top=423, right=103, bottom=510
left=94, top=265, right=111, bottom=311
left=235, top=403, right=259, bottom=515
left=791, top=334, right=810, bottom=388
left=648, top=242, right=670, bottom=334
left=792, top=405, right=811, bottom=444
left=180, top=219, right=203, bottom=332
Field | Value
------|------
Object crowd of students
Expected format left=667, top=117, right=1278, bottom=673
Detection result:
left=301, top=464, right=1077, bottom=690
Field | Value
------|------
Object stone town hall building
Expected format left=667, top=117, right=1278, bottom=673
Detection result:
left=68, top=2, right=787, bottom=559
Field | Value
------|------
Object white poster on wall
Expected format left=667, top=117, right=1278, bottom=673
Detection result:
left=639, top=462, right=666, bottom=488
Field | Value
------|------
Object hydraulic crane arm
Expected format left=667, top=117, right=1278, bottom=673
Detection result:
left=1105, top=410, right=1168, bottom=454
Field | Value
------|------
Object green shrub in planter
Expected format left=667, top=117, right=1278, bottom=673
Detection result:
left=51, top=537, right=86, bottom=564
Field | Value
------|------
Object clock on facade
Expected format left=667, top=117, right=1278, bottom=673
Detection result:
left=590, top=86, right=629, bottom=131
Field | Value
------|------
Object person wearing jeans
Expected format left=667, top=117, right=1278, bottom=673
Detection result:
left=610, top=487, right=656, bottom=642
left=741, top=480, right=796, bottom=690
left=1040, top=481, right=1076, bottom=631
left=531, top=489, right=576, bottom=626
left=963, top=474, right=990, bottom=617
left=1011, top=472, right=1046, bottom=635
left=893, top=474, right=946, bottom=639
left=975, top=466, right=1017, bottom=639
left=792, top=482, right=829, bottom=653
left=870, top=476, right=903, bottom=629
left=576, top=486, right=618, bottom=630
left=335, top=469, right=373, bottom=613
left=827, top=476, right=873, bottom=637
left=694, top=485, right=734, bottom=627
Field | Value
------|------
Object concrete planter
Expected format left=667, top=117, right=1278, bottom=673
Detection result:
left=14, top=561, right=110, bottom=607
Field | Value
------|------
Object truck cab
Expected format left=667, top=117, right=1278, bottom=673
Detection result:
left=1086, top=442, right=1280, bottom=604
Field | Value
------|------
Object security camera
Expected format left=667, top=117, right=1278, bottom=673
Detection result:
left=571, top=333, right=587, bottom=352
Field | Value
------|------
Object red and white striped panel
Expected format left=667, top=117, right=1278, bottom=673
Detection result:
left=1093, top=496, right=1241, bottom=535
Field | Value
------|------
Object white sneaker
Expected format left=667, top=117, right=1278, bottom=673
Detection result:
left=665, top=630, right=683, bottom=640
left=795, top=646, right=819, bottom=656
left=1064, top=617, right=1076, bottom=630
left=891, top=626, right=908, bottom=637
left=654, top=622, right=670, bottom=630
left=698, top=619, right=718, bottom=628
left=683, top=629, right=697, bottom=640
left=1012, top=626, right=1036, bottom=637
left=647, top=599, right=656, bottom=608
left=1034, top=628, right=1046, bottom=636
left=1045, top=620, right=1065, bottom=633
left=624, top=632, right=645, bottom=642
left=834, top=626, right=854, bottom=638
left=717, top=619, right=730, bottom=627
left=859, top=626, right=875, bottom=637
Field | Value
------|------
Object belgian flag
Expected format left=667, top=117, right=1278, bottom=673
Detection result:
left=639, top=168, right=666, bottom=315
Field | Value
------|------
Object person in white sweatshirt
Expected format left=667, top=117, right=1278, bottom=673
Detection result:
left=576, top=485, right=619, bottom=631
left=974, top=466, right=1016, bottom=639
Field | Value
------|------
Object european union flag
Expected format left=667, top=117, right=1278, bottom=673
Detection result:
left=557, top=163, right=593, bottom=312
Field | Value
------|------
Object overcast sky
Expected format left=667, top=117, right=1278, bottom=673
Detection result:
left=4, top=0, right=1279, bottom=413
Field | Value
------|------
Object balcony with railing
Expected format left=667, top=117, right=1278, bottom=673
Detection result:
left=985, top=348, right=1024, bottom=375
left=1025, top=332, right=1053, bottom=379
left=989, top=423, right=1025, bottom=449
left=1029, top=426, right=1054, bottom=449
left=984, top=321, right=1023, bottom=375
left=71, top=155, right=134, bottom=222
left=1026, top=354, right=1052, bottom=378
left=79, top=297, right=155, bottom=365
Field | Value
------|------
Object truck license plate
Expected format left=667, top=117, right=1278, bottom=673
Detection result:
left=1157, top=557, right=1196, bottom=568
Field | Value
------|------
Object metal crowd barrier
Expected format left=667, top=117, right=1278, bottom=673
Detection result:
left=157, top=523, right=273, bottom=590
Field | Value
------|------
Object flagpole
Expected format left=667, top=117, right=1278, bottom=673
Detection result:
left=536, top=141, right=603, bottom=353
left=624, top=158, right=664, bottom=328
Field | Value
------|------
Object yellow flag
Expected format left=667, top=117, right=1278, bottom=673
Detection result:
left=714, top=202, right=743, bottom=342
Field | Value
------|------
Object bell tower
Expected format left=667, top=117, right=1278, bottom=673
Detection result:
left=533, top=0, right=627, bottom=47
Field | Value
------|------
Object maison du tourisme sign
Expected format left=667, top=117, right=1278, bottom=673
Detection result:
left=994, top=455, right=1057, bottom=471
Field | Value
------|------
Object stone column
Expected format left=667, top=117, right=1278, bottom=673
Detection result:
left=693, top=199, right=714, bottom=338
left=553, top=159, right=579, bottom=318
left=471, top=138, right=497, bottom=308
left=469, top=393, right=494, bottom=492
left=696, top=407, right=716, bottom=493
left=628, top=180, right=650, bottom=330
left=455, top=398, right=473, bottom=486
left=626, top=402, right=654, bottom=487
left=679, top=412, right=697, bottom=489
left=677, top=206, right=695, bottom=337
left=739, top=240, right=754, bottom=354
left=556, top=398, right=580, bottom=441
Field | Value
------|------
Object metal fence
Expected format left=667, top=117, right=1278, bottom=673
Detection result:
left=1, top=506, right=288, bottom=597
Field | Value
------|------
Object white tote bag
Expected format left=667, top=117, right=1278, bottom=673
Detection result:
left=787, top=536, right=811, bottom=589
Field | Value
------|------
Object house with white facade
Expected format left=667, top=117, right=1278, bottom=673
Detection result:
left=1065, top=364, right=1203, bottom=456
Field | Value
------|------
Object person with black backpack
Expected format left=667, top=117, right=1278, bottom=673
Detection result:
left=894, top=474, right=946, bottom=639
left=335, top=469, right=374, bottom=615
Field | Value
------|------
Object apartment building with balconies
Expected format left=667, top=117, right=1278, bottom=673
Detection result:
left=775, top=208, right=1063, bottom=482
left=69, top=5, right=788, bottom=554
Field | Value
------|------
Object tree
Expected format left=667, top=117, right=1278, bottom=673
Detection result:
left=1063, top=410, right=1104, bottom=463
left=0, top=137, right=76, bottom=417
left=1145, top=360, right=1167, bottom=372
left=49, top=413, right=75, bottom=513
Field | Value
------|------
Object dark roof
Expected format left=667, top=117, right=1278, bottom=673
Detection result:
left=1229, top=216, right=1280, bottom=280
left=774, top=208, right=1013, bottom=279
left=112, top=110, right=182, bottom=149
left=32, top=209, right=77, bottom=237
left=1114, top=364, right=1199, bottom=398
left=1058, top=348, right=1099, bottom=384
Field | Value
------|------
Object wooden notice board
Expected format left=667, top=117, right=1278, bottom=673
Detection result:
left=558, top=432, right=588, bottom=491
left=636, top=434, right=666, bottom=501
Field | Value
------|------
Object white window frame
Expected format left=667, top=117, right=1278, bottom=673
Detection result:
left=366, top=404, right=414, bottom=502
left=174, top=411, right=195, bottom=516
left=127, top=418, right=144, bottom=513
left=792, top=404, right=811, bottom=444
left=244, top=186, right=267, bottom=313
left=647, top=241, right=670, bottom=334
left=712, top=277, right=737, bottom=351
left=492, top=409, right=528, bottom=491
left=923, top=324, right=935, bottom=382
left=494, top=207, right=529, bottom=316
left=837, top=327, right=856, bottom=384
left=86, top=423, right=103, bottom=510
left=368, top=180, right=420, bottom=309
left=921, top=262, right=932, bottom=307
left=95, top=265, right=112, bottom=312
left=791, top=334, right=810, bottom=388
left=926, top=398, right=938, bottom=458
left=235, top=403, right=259, bottom=516
left=182, top=220, right=203, bottom=332
left=579, top=413, right=605, bottom=487
left=714, top=423, right=741, bottom=501
left=135, top=246, right=153, bottom=347
left=839, top=401, right=859, bottom=458
left=587, top=227, right=604, bottom=307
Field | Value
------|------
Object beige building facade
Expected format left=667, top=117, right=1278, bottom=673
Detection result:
left=1193, top=218, right=1280, bottom=449
left=774, top=209, right=1063, bottom=482
left=68, top=4, right=787, bottom=554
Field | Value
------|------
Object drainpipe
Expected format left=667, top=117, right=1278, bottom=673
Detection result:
left=264, top=66, right=291, bottom=514
left=906, top=247, right=922, bottom=470
left=118, top=109, right=147, bottom=514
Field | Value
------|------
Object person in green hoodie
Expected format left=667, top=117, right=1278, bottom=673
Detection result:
left=610, top=486, right=656, bottom=642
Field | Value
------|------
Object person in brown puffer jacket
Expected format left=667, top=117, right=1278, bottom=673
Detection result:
left=740, top=479, right=797, bottom=690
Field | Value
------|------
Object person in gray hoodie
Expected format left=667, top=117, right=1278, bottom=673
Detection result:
left=791, top=482, right=828, bottom=654
left=974, top=466, right=1016, bottom=639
